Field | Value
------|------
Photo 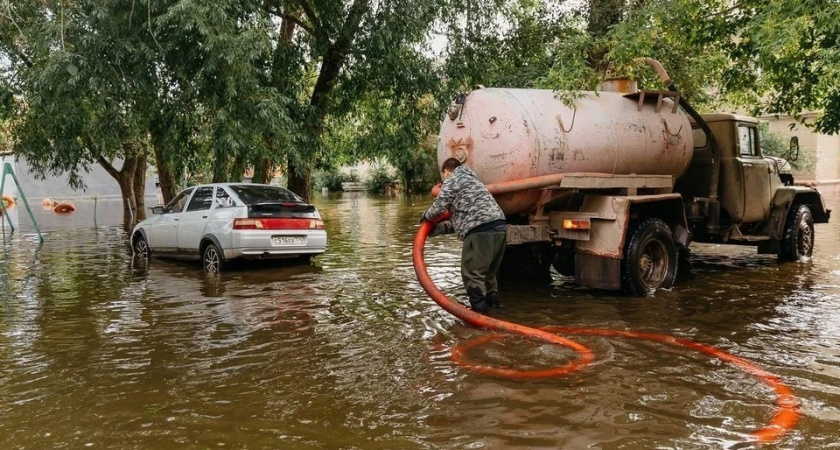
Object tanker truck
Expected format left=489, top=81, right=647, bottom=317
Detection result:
left=437, top=59, right=830, bottom=295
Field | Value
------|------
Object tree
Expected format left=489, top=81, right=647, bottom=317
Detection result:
left=259, top=0, right=458, bottom=200
left=1, top=0, right=157, bottom=222
left=550, top=0, right=840, bottom=134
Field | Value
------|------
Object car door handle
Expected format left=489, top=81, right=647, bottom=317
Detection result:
left=202, top=216, right=208, bottom=219
left=173, top=218, right=179, bottom=221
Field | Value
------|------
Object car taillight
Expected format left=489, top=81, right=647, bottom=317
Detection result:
left=233, top=218, right=325, bottom=230
left=233, top=218, right=264, bottom=229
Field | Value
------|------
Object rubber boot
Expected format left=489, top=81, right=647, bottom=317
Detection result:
left=467, top=288, right=488, bottom=314
left=469, top=298, right=488, bottom=313
left=487, top=291, right=500, bottom=309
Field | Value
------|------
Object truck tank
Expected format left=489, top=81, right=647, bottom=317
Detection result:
left=438, top=88, right=695, bottom=215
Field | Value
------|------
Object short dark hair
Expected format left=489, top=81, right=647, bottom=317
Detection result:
left=441, top=158, right=462, bottom=173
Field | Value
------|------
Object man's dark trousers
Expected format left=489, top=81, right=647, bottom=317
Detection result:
left=461, top=230, right=506, bottom=312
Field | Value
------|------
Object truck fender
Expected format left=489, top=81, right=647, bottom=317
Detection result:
left=567, top=194, right=688, bottom=291
left=563, top=193, right=689, bottom=260
left=763, top=187, right=831, bottom=239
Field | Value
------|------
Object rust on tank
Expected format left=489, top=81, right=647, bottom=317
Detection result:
left=599, top=78, right=638, bottom=94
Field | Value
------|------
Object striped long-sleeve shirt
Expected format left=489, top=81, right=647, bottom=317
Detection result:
left=423, top=165, right=505, bottom=240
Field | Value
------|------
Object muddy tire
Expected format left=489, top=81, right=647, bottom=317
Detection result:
left=779, top=204, right=814, bottom=261
left=621, top=218, right=678, bottom=296
left=202, top=243, right=224, bottom=274
left=133, top=233, right=150, bottom=260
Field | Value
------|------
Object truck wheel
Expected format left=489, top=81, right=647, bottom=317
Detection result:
left=202, top=243, right=224, bottom=274
left=621, top=218, right=678, bottom=296
left=779, top=204, right=814, bottom=261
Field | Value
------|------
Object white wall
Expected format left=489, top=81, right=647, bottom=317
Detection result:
left=761, top=113, right=840, bottom=181
left=6, top=156, right=157, bottom=201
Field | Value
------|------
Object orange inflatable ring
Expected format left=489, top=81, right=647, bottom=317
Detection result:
left=1, top=194, right=13, bottom=210
left=53, top=202, right=76, bottom=214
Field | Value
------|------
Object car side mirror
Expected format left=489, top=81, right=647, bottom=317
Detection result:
left=788, top=136, right=800, bottom=162
left=151, top=206, right=165, bottom=215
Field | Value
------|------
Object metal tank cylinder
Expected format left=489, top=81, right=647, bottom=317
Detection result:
left=438, top=88, right=694, bottom=215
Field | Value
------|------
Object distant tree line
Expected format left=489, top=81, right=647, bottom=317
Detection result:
left=1, top=0, right=837, bottom=221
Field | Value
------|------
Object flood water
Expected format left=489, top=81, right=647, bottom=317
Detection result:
left=1, top=191, right=840, bottom=449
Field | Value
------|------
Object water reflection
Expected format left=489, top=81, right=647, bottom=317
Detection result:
left=0, top=191, right=839, bottom=449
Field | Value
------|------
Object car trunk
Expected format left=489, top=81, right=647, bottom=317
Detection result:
left=247, top=202, right=317, bottom=218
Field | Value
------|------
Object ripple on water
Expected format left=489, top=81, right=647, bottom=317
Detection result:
left=1, top=196, right=840, bottom=448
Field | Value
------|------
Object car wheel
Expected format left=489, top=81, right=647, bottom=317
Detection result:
left=779, top=204, right=814, bottom=261
left=133, top=233, right=150, bottom=260
left=621, top=218, right=678, bottom=296
left=202, top=243, right=224, bottom=274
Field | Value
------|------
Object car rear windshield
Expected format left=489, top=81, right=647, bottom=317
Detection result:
left=230, top=185, right=304, bottom=205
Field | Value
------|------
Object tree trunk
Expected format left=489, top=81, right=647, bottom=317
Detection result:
left=587, top=0, right=625, bottom=70
left=251, top=158, right=273, bottom=185
left=152, top=133, right=177, bottom=204
left=230, top=155, right=246, bottom=183
left=133, top=156, right=147, bottom=222
left=212, top=145, right=230, bottom=183
left=286, top=157, right=311, bottom=200
left=99, top=154, right=144, bottom=226
left=284, top=0, right=370, bottom=202
left=253, top=14, right=297, bottom=188
left=99, top=156, right=137, bottom=227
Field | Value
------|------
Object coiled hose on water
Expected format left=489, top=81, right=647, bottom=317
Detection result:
left=412, top=218, right=799, bottom=444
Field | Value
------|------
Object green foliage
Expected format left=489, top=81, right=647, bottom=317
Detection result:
left=3, top=0, right=839, bottom=208
left=402, top=143, right=440, bottom=195
left=759, top=123, right=815, bottom=172
left=604, top=0, right=840, bottom=131
left=364, top=164, right=397, bottom=196
left=313, top=169, right=350, bottom=192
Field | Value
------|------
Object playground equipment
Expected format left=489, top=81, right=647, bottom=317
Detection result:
left=0, top=162, right=44, bottom=242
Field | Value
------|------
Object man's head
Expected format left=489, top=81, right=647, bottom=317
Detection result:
left=441, top=158, right=462, bottom=181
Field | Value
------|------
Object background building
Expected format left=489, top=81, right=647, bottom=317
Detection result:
left=762, top=112, right=840, bottom=183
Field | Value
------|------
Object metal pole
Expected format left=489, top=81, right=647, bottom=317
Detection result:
left=1, top=163, right=44, bottom=242
left=0, top=163, right=11, bottom=232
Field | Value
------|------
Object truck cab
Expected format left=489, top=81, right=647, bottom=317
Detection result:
left=677, top=113, right=829, bottom=251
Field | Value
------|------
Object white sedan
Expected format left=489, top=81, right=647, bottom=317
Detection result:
left=131, top=183, right=327, bottom=273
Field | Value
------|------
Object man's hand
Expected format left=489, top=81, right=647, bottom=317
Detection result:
left=429, top=221, right=454, bottom=237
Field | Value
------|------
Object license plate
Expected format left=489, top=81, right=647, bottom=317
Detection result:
left=272, top=236, right=305, bottom=246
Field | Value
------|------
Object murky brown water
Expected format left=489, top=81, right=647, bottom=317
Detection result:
left=2, top=191, right=840, bottom=449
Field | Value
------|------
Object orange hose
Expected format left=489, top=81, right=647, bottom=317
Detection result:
left=413, top=218, right=798, bottom=443
left=431, top=173, right=569, bottom=198
left=413, top=216, right=594, bottom=377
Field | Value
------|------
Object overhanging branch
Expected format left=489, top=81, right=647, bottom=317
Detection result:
left=277, top=12, right=313, bottom=36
